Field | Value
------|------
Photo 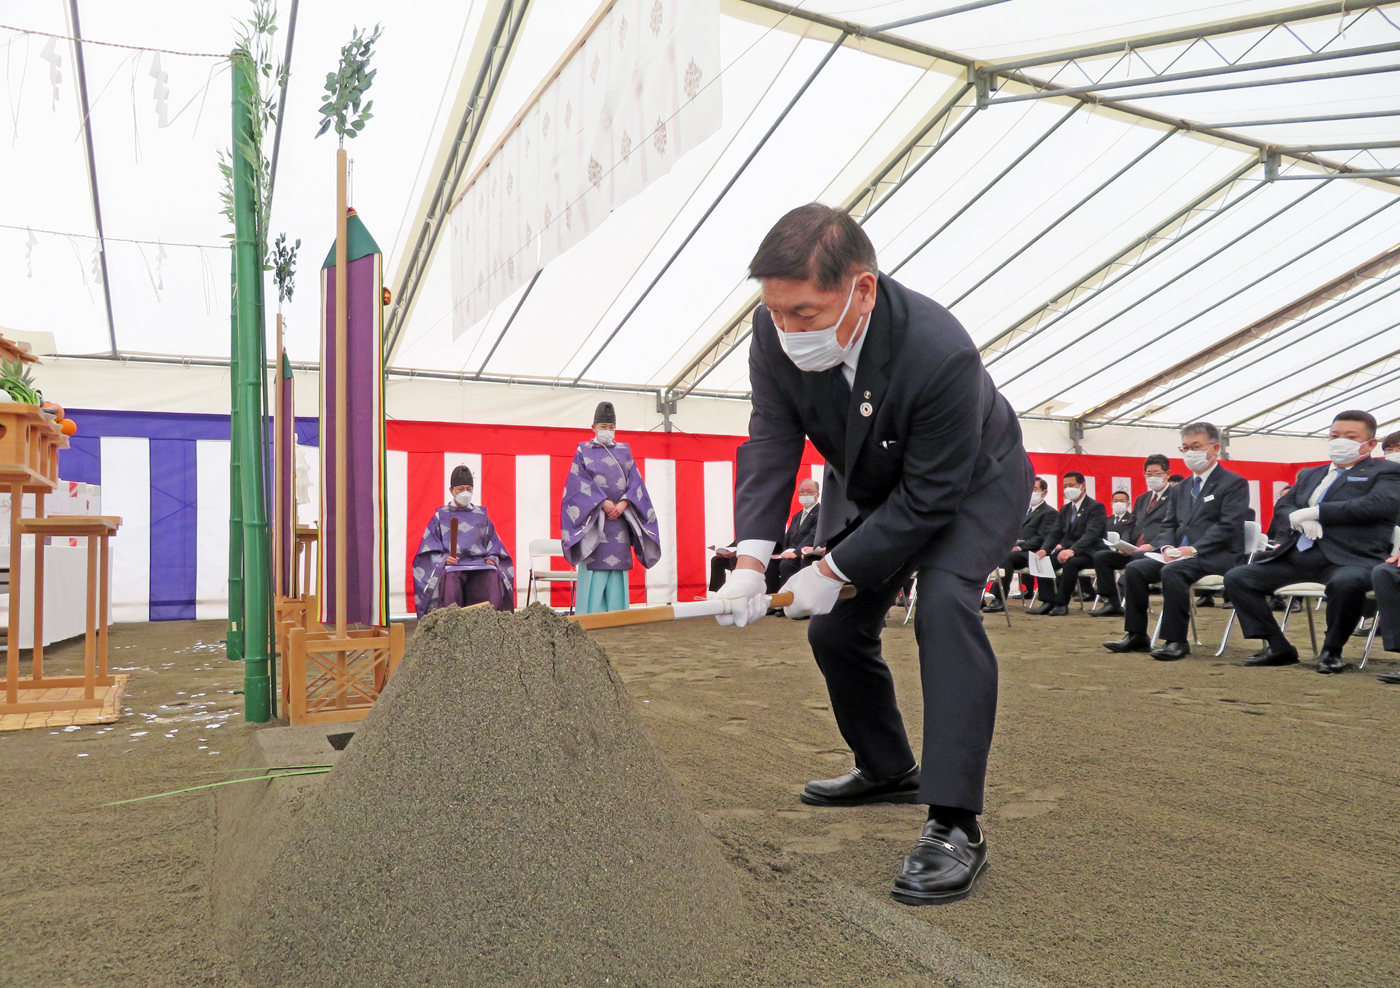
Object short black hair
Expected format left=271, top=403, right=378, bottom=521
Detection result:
left=1144, top=453, right=1170, bottom=472
left=1332, top=408, right=1378, bottom=438
left=1180, top=421, right=1221, bottom=443
left=1168, top=474, right=1185, bottom=484
left=749, top=203, right=878, bottom=290
left=1032, top=476, right=1049, bottom=492
left=1112, top=489, right=1130, bottom=501
left=1382, top=430, right=1400, bottom=450
left=1063, top=471, right=1085, bottom=484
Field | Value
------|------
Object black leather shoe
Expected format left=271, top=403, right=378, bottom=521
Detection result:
left=1353, top=623, right=1373, bottom=638
left=800, top=765, right=919, bottom=807
left=1088, top=603, right=1124, bottom=617
left=1197, top=596, right=1216, bottom=608
left=1026, top=601, right=1054, bottom=615
left=1047, top=605, right=1069, bottom=616
left=1151, top=641, right=1190, bottom=661
left=981, top=600, right=1005, bottom=613
left=1103, top=633, right=1152, bottom=653
left=891, top=817, right=988, bottom=905
left=1244, top=644, right=1299, bottom=667
left=1376, top=668, right=1400, bottom=684
left=1315, top=647, right=1347, bottom=674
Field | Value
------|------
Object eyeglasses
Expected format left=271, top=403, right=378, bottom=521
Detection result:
left=1177, top=443, right=1217, bottom=453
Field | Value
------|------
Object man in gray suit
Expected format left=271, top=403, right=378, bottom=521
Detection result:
left=712, top=204, right=1032, bottom=905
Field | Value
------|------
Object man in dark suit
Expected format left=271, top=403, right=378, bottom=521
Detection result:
left=713, top=204, right=1031, bottom=905
left=986, top=476, right=1055, bottom=613
left=1104, top=421, right=1248, bottom=661
left=1224, top=410, right=1400, bottom=673
left=1026, top=472, right=1106, bottom=616
left=771, top=478, right=823, bottom=589
left=1106, top=490, right=1135, bottom=539
left=1089, top=454, right=1173, bottom=617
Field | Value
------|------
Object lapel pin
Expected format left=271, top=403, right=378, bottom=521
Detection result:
left=859, top=401, right=873, bottom=417
left=864, top=390, right=871, bottom=398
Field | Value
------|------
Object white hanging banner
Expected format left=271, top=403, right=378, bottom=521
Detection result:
left=451, top=0, right=721, bottom=337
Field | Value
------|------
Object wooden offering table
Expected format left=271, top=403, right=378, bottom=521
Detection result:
left=2, top=512, right=119, bottom=717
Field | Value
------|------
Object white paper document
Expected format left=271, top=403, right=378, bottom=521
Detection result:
left=1027, top=553, right=1057, bottom=579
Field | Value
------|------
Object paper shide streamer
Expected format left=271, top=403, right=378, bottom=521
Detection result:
left=149, top=52, right=169, bottom=127
left=40, top=35, right=61, bottom=109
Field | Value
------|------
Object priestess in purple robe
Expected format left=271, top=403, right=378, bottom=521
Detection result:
left=413, top=497, right=515, bottom=618
left=560, top=405, right=662, bottom=613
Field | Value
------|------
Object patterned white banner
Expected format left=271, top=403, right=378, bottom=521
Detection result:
left=452, top=0, right=722, bottom=336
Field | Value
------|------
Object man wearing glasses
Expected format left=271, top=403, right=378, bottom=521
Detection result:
left=1104, top=421, right=1249, bottom=661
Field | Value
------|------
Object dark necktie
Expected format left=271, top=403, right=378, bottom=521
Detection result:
left=829, top=365, right=851, bottom=411
left=1192, top=476, right=1202, bottom=500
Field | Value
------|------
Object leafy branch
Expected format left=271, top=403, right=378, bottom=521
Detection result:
left=316, top=25, right=382, bottom=146
left=272, top=233, right=300, bottom=308
left=224, top=0, right=284, bottom=261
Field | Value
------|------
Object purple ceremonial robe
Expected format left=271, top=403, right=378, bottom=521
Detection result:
left=560, top=440, right=662, bottom=571
left=413, top=504, right=515, bottom=618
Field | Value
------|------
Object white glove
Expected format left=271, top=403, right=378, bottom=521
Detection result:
left=781, top=563, right=844, bottom=619
left=713, top=567, right=768, bottom=628
left=1289, top=506, right=1320, bottom=530
left=1162, top=546, right=1182, bottom=561
left=1300, top=519, right=1323, bottom=540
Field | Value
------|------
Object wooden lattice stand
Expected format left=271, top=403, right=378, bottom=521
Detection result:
left=284, top=623, right=404, bottom=725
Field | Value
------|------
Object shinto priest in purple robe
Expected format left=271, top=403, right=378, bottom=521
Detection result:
left=560, top=402, right=662, bottom=612
left=413, top=464, right=515, bottom=617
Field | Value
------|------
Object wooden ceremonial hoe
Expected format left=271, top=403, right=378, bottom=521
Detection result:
left=568, top=585, right=857, bottom=631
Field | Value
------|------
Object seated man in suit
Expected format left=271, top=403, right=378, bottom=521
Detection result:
left=1027, top=471, right=1107, bottom=616
left=1104, top=421, right=1249, bottom=661
left=775, top=478, right=823, bottom=586
left=986, top=477, right=1056, bottom=613
left=709, top=542, right=738, bottom=593
left=1374, top=553, right=1400, bottom=682
left=1089, top=454, right=1173, bottom=618
left=1107, top=490, right=1135, bottom=538
left=1225, top=410, right=1400, bottom=673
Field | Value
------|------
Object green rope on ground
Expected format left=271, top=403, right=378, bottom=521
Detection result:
left=101, top=768, right=331, bottom=806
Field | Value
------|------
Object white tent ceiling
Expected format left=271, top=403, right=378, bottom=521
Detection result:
left=5, top=0, right=1400, bottom=442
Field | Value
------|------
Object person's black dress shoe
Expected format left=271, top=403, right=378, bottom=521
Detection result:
left=1026, top=601, right=1053, bottom=615
left=891, top=817, right=988, bottom=905
left=1088, top=602, right=1124, bottom=617
left=1314, top=647, right=1347, bottom=674
left=1376, top=668, right=1400, bottom=684
left=1047, top=605, right=1069, bottom=616
left=1352, top=622, right=1372, bottom=638
left=1103, top=632, right=1152, bottom=653
left=1197, top=596, right=1216, bottom=608
left=800, top=765, right=919, bottom=807
left=1151, top=640, right=1190, bottom=661
left=981, top=600, right=1005, bottom=613
left=1244, top=643, right=1299, bottom=666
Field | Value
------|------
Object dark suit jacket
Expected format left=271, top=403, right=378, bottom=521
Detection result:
left=1267, top=458, right=1400, bottom=568
left=1156, top=465, right=1249, bottom=565
left=1107, top=509, right=1135, bottom=540
left=735, top=273, right=1029, bottom=586
left=1129, top=489, right=1171, bottom=547
left=782, top=505, right=821, bottom=553
left=1042, top=496, right=1108, bottom=557
left=1016, top=501, right=1058, bottom=552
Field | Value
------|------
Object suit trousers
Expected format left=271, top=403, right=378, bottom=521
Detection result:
left=1373, top=562, right=1400, bottom=653
left=1049, top=552, right=1096, bottom=606
left=1092, top=549, right=1132, bottom=606
left=1001, top=549, right=1030, bottom=595
left=1224, top=545, right=1374, bottom=650
left=708, top=554, right=735, bottom=593
left=1123, top=554, right=1222, bottom=642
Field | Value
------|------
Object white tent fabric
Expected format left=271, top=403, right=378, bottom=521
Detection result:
left=5, top=0, right=1400, bottom=447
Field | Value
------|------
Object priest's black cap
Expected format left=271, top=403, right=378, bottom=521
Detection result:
left=450, top=464, right=474, bottom=488
left=593, top=401, right=616, bottom=425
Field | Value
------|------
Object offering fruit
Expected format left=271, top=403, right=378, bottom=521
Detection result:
left=58, top=418, right=77, bottom=436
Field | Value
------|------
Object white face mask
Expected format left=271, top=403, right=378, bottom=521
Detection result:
left=1182, top=448, right=1213, bottom=473
left=1327, top=437, right=1366, bottom=466
left=453, top=490, right=473, bottom=508
left=798, top=494, right=816, bottom=509
left=1063, top=486, right=1081, bottom=502
left=775, top=278, right=867, bottom=373
left=1387, top=451, right=1400, bottom=463
left=594, top=428, right=615, bottom=445
left=1030, top=491, right=1044, bottom=507
left=1145, top=475, right=1166, bottom=492
left=1112, top=501, right=1128, bottom=516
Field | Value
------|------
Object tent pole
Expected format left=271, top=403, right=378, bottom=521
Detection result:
left=233, top=52, right=272, bottom=723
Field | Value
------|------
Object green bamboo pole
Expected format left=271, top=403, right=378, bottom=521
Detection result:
left=232, top=51, right=272, bottom=723
left=227, top=262, right=245, bottom=665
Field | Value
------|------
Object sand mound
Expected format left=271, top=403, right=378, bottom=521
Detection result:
left=234, top=604, right=747, bottom=988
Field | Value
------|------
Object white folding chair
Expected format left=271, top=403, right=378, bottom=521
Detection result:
left=980, top=568, right=1012, bottom=628
left=1360, top=526, right=1400, bottom=668
left=524, top=538, right=576, bottom=611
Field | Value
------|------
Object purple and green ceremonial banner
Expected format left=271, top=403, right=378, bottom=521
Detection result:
left=275, top=350, right=296, bottom=597
left=318, top=208, right=388, bottom=627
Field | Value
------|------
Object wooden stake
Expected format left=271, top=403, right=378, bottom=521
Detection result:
left=6, top=482, right=21, bottom=704
left=31, top=487, right=44, bottom=682
left=335, top=148, right=348, bottom=639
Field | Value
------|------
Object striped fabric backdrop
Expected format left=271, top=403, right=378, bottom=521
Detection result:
left=58, top=409, right=1306, bottom=625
